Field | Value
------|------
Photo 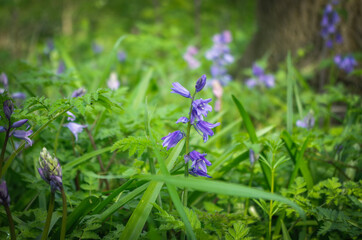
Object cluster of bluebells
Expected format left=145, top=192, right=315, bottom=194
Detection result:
left=245, top=63, right=275, bottom=89
left=205, top=31, right=234, bottom=86
left=321, top=0, right=342, bottom=49
left=0, top=73, right=26, bottom=100
left=1, top=99, right=33, bottom=146
left=38, top=148, right=63, bottom=193
left=296, top=113, right=315, bottom=130
left=183, top=46, right=200, bottom=70
left=334, top=55, right=358, bottom=73
left=161, top=75, right=220, bottom=177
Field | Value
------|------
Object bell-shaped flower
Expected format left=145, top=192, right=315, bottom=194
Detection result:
left=189, top=167, right=211, bottom=178
left=63, top=122, right=87, bottom=142
left=296, top=114, right=315, bottom=130
left=11, top=119, right=28, bottom=128
left=161, top=130, right=184, bottom=150
left=171, top=82, right=191, bottom=98
left=194, top=120, right=220, bottom=142
left=117, top=51, right=126, bottom=63
left=176, top=117, right=189, bottom=124
left=12, top=129, right=33, bottom=146
left=195, top=74, right=207, bottom=92
left=184, top=151, right=211, bottom=174
left=0, top=181, right=10, bottom=205
left=190, top=98, right=213, bottom=124
left=71, top=88, right=86, bottom=98
left=38, top=148, right=63, bottom=192
left=3, top=100, right=14, bottom=120
left=0, top=73, right=8, bottom=88
left=66, top=111, right=76, bottom=122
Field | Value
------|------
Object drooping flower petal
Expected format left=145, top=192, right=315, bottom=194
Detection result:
left=63, top=122, right=87, bottom=142
left=194, top=120, right=220, bottom=142
left=176, top=117, right=189, bottom=124
left=190, top=98, right=213, bottom=124
left=71, top=88, right=86, bottom=98
left=12, top=130, right=33, bottom=146
left=171, top=82, right=191, bottom=98
left=66, top=111, right=76, bottom=121
left=11, top=119, right=28, bottom=128
left=3, top=100, right=14, bottom=120
left=195, top=74, right=207, bottom=92
left=161, top=130, right=184, bottom=150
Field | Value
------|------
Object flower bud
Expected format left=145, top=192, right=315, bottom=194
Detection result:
left=195, top=74, right=207, bottom=92
left=3, top=100, right=14, bottom=120
left=38, top=147, right=63, bottom=192
left=11, top=119, right=28, bottom=128
left=0, top=181, right=10, bottom=206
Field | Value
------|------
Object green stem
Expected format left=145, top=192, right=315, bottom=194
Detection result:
left=268, top=169, right=275, bottom=240
left=4, top=203, right=16, bottom=240
left=0, top=120, right=11, bottom=179
left=60, top=187, right=67, bottom=240
left=54, top=116, right=66, bottom=156
left=182, top=91, right=197, bottom=207
left=244, top=164, right=255, bottom=216
left=41, top=192, right=55, bottom=240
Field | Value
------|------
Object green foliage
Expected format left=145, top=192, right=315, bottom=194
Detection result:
left=225, top=222, right=252, bottom=240
left=111, top=136, right=151, bottom=158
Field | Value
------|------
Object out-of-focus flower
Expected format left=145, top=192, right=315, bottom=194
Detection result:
left=92, top=42, right=103, bottom=54
left=176, top=117, right=189, bottom=124
left=107, top=72, right=120, bottom=90
left=161, top=130, right=184, bottom=150
left=57, top=61, right=66, bottom=75
left=71, top=88, right=86, bottom=98
left=195, top=74, right=206, bottom=92
left=11, top=92, right=26, bottom=99
left=66, top=111, right=76, bottom=122
left=249, top=149, right=259, bottom=165
left=12, top=130, right=33, bottom=146
left=184, top=151, right=212, bottom=178
left=334, top=55, right=358, bottom=73
left=212, top=80, right=223, bottom=112
left=0, top=126, right=5, bottom=133
left=3, top=100, right=14, bottom=120
left=245, top=63, right=275, bottom=88
left=38, top=148, right=63, bottom=192
left=183, top=46, right=200, bottom=70
left=296, top=114, right=315, bottom=129
left=117, top=51, right=126, bottom=63
left=321, top=2, right=342, bottom=48
left=0, top=73, right=8, bottom=88
left=171, top=82, right=191, bottom=98
left=11, top=119, right=28, bottom=128
left=190, top=98, right=213, bottom=124
left=63, top=122, right=87, bottom=142
left=44, top=39, right=55, bottom=55
left=0, top=181, right=10, bottom=205
left=194, top=120, right=220, bottom=142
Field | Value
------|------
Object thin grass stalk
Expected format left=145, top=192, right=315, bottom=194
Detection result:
left=60, top=187, right=67, bottom=240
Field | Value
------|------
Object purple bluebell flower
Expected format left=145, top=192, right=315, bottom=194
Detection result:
left=71, top=88, right=86, bottom=98
left=195, top=74, right=207, bottom=92
left=44, top=39, right=54, bottom=55
left=12, top=129, right=33, bottom=146
left=183, top=46, right=200, bottom=70
left=3, top=100, right=14, bottom=120
left=11, top=119, right=28, bottom=128
left=0, top=126, right=5, bottom=133
left=185, top=151, right=212, bottom=175
left=296, top=114, right=315, bottom=130
left=38, top=148, right=63, bottom=192
left=92, top=42, right=103, bottom=54
left=57, top=60, right=66, bottom=75
left=334, top=54, right=358, bottom=73
left=171, top=82, right=191, bottom=98
left=320, top=2, right=342, bottom=48
left=176, top=117, right=189, bottom=124
left=249, top=149, right=258, bottom=165
left=190, top=98, right=213, bottom=124
left=107, top=72, right=120, bottom=90
left=246, top=63, right=275, bottom=89
left=189, top=167, right=211, bottom=178
left=66, top=111, right=76, bottom=121
left=63, top=122, right=87, bottom=142
left=194, top=120, right=220, bottom=142
left=0, top=181, right=10, bottom=205
left=161, top=130, right=185, bottom=150
left=11, top=92, right=26, bottom=99
left=0, top=73, right=8, bottom=88
left=117, top=51, right=126, bottom=63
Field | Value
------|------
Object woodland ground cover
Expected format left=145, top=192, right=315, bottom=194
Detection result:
left=0, top=1, right=361, bottom=239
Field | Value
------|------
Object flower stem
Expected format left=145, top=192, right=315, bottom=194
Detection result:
left=0, top=120, right=11, bottom=179
left=268, top=168, right=275, bottom=240
left=244, top=164, right=255, bottom=216
left=4, top=203, right=16, bottom=240
left=60, top=187, right=67, bottom=240
left=182, top=91, right=197, bottom=207
left=41, top=192, right=55, bottom=240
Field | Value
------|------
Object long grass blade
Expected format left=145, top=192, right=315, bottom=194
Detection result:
left=286, top=52, right=294, bottom=134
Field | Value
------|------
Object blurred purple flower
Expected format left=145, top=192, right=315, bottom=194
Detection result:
left=321, top=2, right=342, bottom=48
left=63, top=122, right=87, bottom=142
left=0, top=126, right=5, bottom=133
left=334, top=54, right=358, bottom=73
left=194, top=120, right=220, bottom=142
left=0, top=73, right=8, bottom=88
left=3, top=100, right=14, bottom=120
left=183, top=46, right=200, bottom=69
left=66, top=111, right=76, bottom=121
left=12, top=92, right=26, bottom=99
left=92, top=42, right=103, bottom=54
left=12, top=129, right=33, bottom=146
left=38, top=148, right=63, bottom=192
left=296, top=114, right=315, bottom=129
left=176, top=117, right=189, bottom=124
left=117, top=51, right=126, bottom=63
left=246, top=63, right=275, bottom=88
left=57, top=60, right=66, bottom=75
left=161, top=130, right=184, bottom=150
left=107, top=72, right=120, bottom=90
left=249, top=149, right=257, bottom=165
left=71, top=88, right=86, bottom=98
left=171, top=82, right=191, bottom=98
left=0, top=181, right=10, bottom=205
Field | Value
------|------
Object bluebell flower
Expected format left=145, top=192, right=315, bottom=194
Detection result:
left=184, top=151, right=212, bottom=175
left=195, top=74, right=207, bottom=92
left=92, top=42, right=103, bottom=54
left=171, top=82, right=191, bottom=98
left=3, top=100, right=14, bottom=120
left=189, top=166, right=211, bottom=178
left=245, top=63, right=275, bottom=88
left=117, top=51, right=126, bottom=63
left=11, top=119, right=28, bottom=128
left=321, top=2, right=342, bottom=48
left=183, top=46, right=200, bottom=70
left=63, top=122, right=87, bottom=142
left=12, top=92, right=26, bottom=99
left=176, top=117, right=189, bottom=124
left=66, top=111, right=76, bottom=121
left=107, top=72, right=120, bottom=90
left=0, top=126, right=5, bottom=133
left=194, top=120, right=220, bottom=142
left=0, top=73, right=8, bottom=88
left=190, top=98, right=213, bottom=124
left=249, top=149, right=258, bottom=165
left=38, top=148, right=63, bottom=192
left=71, top=88, right=86, bottom=98
left=161, top=130, right=184, bottom=150
left=0, top=181, right=10, bottom=205
left=334, top=55, right=358, bottom=73
left=57, top=60, right=66, bottom=75
left=12, top=129, right=33, bottom=146
left=296, top=114, right=315, bottom=130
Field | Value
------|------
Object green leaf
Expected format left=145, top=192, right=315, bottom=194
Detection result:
left=128, top=68, right=153, bottom=110
left=138, top=175, right=306, bottom=219
left=286, top=52, right=294, bottom=134
left=232, top=95, right=257, bottom=143
left=281, top=220, right=292, bottom=240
